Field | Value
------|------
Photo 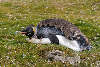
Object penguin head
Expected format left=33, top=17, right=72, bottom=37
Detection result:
left=21, top=24, right=35, bottom=39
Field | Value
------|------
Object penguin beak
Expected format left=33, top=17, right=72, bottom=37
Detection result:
left=20, top=32, right=27, bottom=34
left=20, top=29, right=27, bottom=34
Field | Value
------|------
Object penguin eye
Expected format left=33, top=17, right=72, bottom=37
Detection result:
left=27, top=33, right=31, bottom=35
left=27, top=33, right=29, bottom=35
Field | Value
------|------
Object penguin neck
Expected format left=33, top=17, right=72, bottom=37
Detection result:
left=32, top=27, right=36, bottom=32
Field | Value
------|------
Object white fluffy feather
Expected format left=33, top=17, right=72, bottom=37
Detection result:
left=56, top=35, right=81, bottom=51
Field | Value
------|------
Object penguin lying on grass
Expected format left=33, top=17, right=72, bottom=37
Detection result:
left=21, top=19, right=92, bottom=51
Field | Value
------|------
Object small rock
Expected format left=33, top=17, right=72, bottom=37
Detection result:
left=65, top=56, right=80, bottom=65
left=46, top=50, right=65, bottom=63
left=46, top=50, right=81, bottom=64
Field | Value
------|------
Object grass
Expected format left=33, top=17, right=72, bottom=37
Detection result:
left=0, top=0, right=100, bottom=67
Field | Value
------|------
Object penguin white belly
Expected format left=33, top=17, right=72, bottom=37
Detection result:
left=56, top=35, right=81, bottom=51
